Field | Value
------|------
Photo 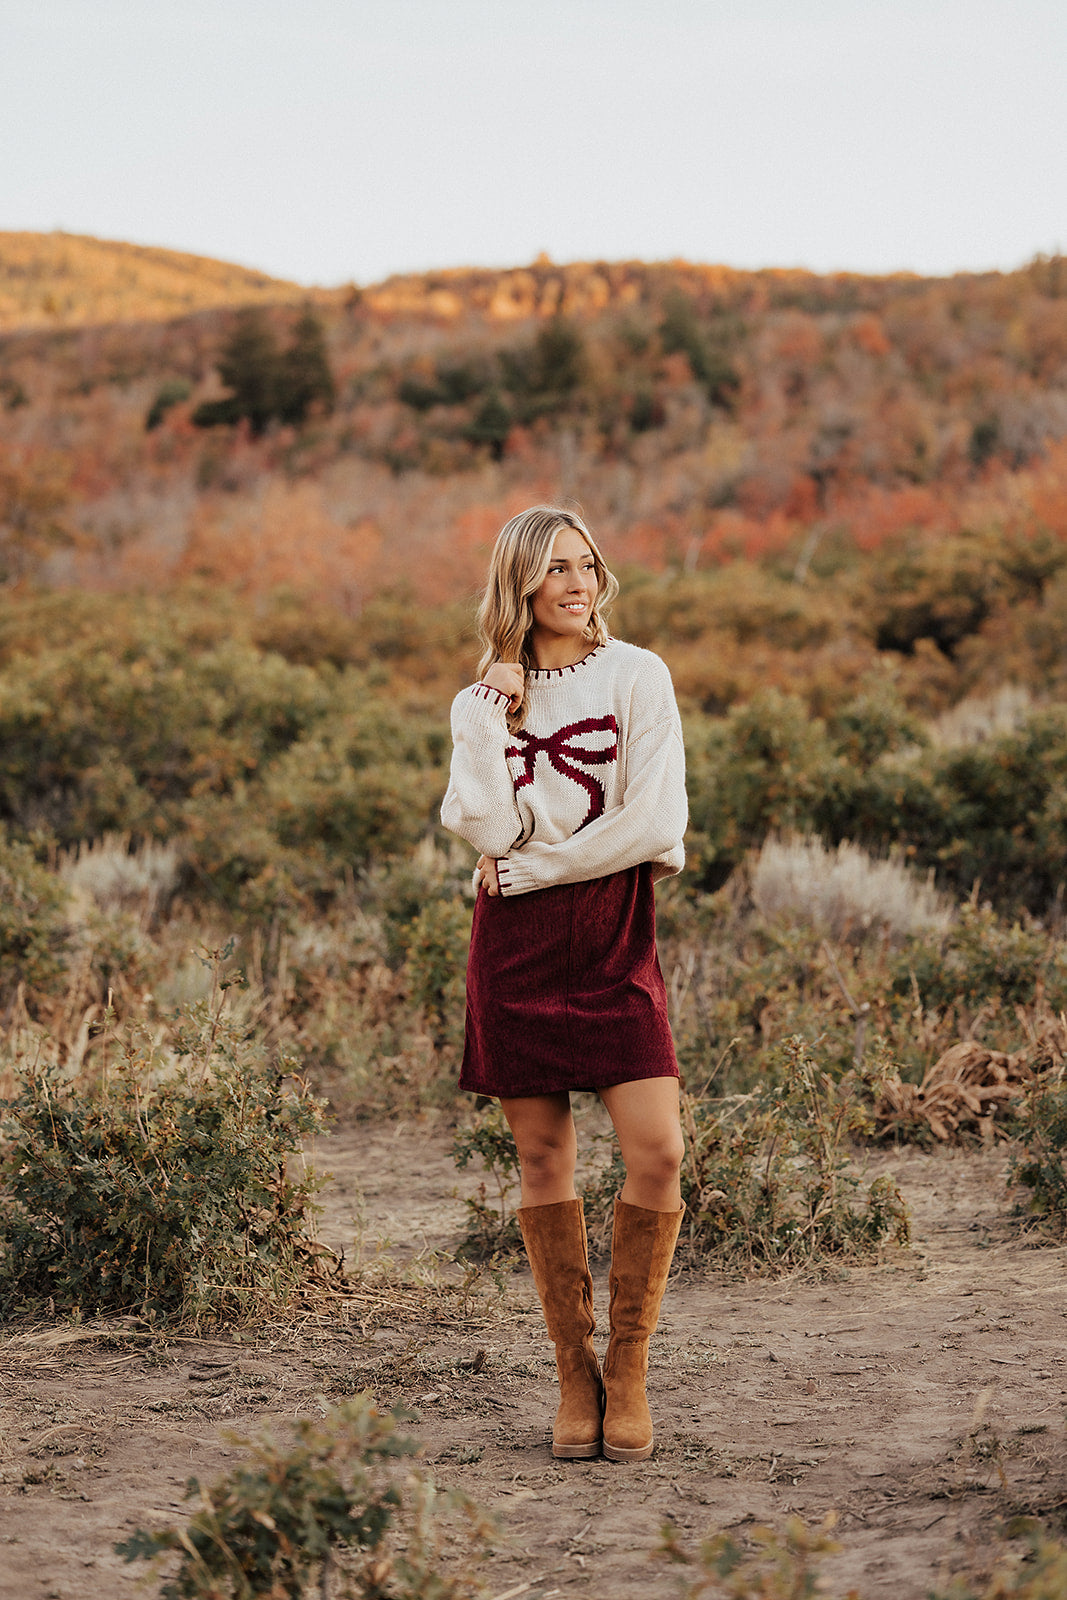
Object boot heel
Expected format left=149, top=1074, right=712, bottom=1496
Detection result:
left=603, top=1439, right=653, bottom=1463
left=554, top=1438, right=602, bottom=1459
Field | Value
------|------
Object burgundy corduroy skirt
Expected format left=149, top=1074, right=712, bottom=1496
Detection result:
left=459, top=862, right=679, bottom=1098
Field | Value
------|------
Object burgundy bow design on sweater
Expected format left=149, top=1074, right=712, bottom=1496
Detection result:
left=506, top=715, right=619, bottom=830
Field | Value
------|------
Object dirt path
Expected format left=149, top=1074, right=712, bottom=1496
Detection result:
left=2, top=1126, right=1066, bottom=1600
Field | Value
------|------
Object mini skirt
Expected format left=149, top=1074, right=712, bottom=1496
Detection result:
left=458, top=862, right=679, bottom=1098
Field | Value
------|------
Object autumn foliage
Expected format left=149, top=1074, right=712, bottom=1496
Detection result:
left=0, top=236, right=1064, bottom=612
left=1, top=236, right=1067, bottom=1142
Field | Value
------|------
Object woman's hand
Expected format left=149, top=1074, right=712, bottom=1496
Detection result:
left=476, top=854, right=501, bottom=896
left=481, top=661, right=524, bottom=712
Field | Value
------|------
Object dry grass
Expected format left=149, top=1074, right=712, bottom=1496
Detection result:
left=875, top=1015, right=1067, bottom=1143
left=930, top=684, right=1036, bottom=747
left=59, top=834, right=179, bottom=918
left=752, top=834, right=954, bottom=944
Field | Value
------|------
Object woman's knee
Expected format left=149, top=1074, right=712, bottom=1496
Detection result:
left=517, top=1131, right=576, bottom=1185
left=500, top=1102, right=577, bottom=1190
left=623, top=1127, right=684, bottom=1187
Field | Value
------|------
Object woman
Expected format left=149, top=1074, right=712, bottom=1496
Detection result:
left=441, top=505, right=687, bottom=1463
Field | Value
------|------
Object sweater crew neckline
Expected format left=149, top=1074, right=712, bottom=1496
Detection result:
left=527, top=642, right=609, bottom=681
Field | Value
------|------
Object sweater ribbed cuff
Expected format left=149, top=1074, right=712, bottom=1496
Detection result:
left=470, top=682, right=511, bottom=711
left=496, top=853, right=540, bottom=896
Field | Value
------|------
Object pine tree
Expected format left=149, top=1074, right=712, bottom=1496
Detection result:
left=217, top=309, right=280, bottom=436
left=192, top=307, right=335, bottom=435
left=466, top=390, right=512, bottom=459
left=192, top=308, right=279, bottom=436
left=277, top=307, right=335, bottom=426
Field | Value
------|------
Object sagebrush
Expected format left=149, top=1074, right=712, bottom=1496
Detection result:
left=116, top=1395, right=489, bottom=1600
left=662, top=1516, right=1067, bottom=1600
left=1009, top=1068, right=1067, bottom=1235
left=0, top=952, right=333, bottom=1324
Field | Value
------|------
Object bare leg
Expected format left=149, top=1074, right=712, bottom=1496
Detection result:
left=598, top=1077, right=684, bottom=1211
left=499, top=1091, right=578, bottom=1207
left=500, top=1092, right=602, bottom=1456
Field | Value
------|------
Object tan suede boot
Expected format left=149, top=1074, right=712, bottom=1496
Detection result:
left=517, top=1200, right=604, bottom=1459
left=602, top=1197, right=684, bottom=1463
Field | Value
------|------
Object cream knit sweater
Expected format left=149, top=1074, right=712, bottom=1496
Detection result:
left=441, top=639, right=687, bottom=896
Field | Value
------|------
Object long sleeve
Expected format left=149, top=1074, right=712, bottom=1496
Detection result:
left=497, top=670, right=687, bottom=896
left=441, top=640, right=687, bottom=894
left=440, top=682, right=525, bottom=859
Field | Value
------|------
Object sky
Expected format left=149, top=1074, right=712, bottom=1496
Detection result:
left=2, top=0, right=1064, bottom=288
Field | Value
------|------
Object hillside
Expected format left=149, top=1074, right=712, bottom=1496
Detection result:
left=0, top=231, right=306, bottom=331
left=0, top=232, right=929, bottom=332
left=2, top=243, right=1066, bottom=611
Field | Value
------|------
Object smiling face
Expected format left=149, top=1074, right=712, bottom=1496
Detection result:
left=528, top=526, right=600, bottom=667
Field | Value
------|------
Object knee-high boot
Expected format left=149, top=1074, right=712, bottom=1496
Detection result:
left=602, top=1197, right=684, bottom=1463
left=517, top=1199, right=604, bottom=1459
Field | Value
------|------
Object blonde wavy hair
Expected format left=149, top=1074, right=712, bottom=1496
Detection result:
left=476, top=506, right=618, bottom=721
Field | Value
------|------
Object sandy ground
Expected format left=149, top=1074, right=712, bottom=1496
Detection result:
left=2, top=1122, right=1067, bottom=1600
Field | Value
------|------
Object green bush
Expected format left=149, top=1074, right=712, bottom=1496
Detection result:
left=892, top=903, right=1067, bottom=1015
left=1009, top=1074, right=1067, bottom=1235
left=662, top=1517, right=1067, bottom=1599
left=685, top=683, right=1067, bottom=915
left=181, top=796, right=319, bottom=923
left=0, top=626, right=448, bottom=920
left=687, top=689, right=839, bottom=888
left=824, top=678, right=928, bottom=768
left=0, top=963, right=330, bottom=1323
left=865, top=528, right=1067, bottom=664
left=854, top=712, right=1067, bottom=913
left=117, top=1395, right=488, bottom=1600
left=452, top=1106, right=522, bottom=1255
left=661, top=1513, right=844, bottom=1599
left=265, top=728, right=445, bottom=865
left=811, top=753, right=948, bottom=870
left=0, top=635, right=331, bottom=841
left=868, top=534, right=1001, bottom=658
left=0, top=828, right=71, bottom=1001
left=0, top=588, right=234, bottom=668
left=401, top=895, right=470, bottom=1053
left=924, top=710, right=1067, bottom=907
left=614, top=565, right=840, bottom=655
